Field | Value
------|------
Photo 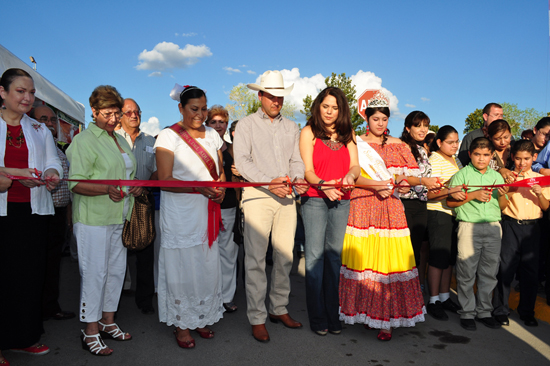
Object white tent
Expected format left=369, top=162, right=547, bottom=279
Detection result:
left=0, top=43, right=85, bottom=124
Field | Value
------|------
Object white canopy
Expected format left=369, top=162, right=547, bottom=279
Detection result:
left=0, top=43, right=85, bottom=124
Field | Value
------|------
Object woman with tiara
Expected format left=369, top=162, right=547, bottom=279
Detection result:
left=339, top=91, right=426, bottom=341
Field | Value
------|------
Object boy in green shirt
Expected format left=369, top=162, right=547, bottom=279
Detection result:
left=447, top=137, right=508, bottom=331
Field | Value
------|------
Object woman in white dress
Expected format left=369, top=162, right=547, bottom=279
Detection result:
left=155, top=85, right=226, bottom=349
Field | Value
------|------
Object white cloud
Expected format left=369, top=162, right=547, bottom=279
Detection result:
left=179, top=32, right=197, bottom=37
left=259, top=68, right=400, bottom=119
left=405, top=103, right=416, bottom=108
left=223, top=67, right=242, bottom=74
left=136, top=42, right=212, bottom=71
left=239, top=65, right=248, bottom=68
left=247, top=70, right=256, bottom=75
left=148, top=71, right=162, bottom=77
left=421, top=97, right=430, bottom=102
left=140, top=117, right=161, bottom=136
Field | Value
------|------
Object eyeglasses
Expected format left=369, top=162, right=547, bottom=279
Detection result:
left=38, top=116, right=58, bottom=123
left=443, top=140, right=460, bottom=146
left=99, top=110, right=122, bottom=120
left=537, top=130, right=550, bottom=138
left=122, top=110, right=141, bottom=117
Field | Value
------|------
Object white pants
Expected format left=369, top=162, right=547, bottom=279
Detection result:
left=219, top=208, right=238, bottom=303
left=75, top=223, right=127, bottom=323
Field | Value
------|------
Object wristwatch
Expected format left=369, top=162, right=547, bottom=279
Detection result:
left=318, top=180, right=325, bottom=190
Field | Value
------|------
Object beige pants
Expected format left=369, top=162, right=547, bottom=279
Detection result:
left=456, top=221, right=502, bottom=319
left=242, top=187, right=297, bottom=325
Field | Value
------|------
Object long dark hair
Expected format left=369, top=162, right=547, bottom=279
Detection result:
left=307, top=87, right=354, bottom=145
left=180, top=86, right=206, bottom=107
left=401, top=111, right=430, bottom=161
left=0, top=68, right=32, bottom=106
left=430, top=125, right=458, bottom=153
left=366, top=106, right=390, bottom=146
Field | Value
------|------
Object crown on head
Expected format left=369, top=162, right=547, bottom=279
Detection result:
left=367, top=90, right=390, bottom=109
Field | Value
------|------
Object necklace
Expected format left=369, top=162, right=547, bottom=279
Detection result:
left=7, top=125, right=25, bottom=148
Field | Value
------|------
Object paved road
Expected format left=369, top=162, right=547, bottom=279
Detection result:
left=5, top=254, right=550, bottom=366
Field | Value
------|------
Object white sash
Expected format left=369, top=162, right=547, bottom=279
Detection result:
left=357, top=138, right=393, bottom=181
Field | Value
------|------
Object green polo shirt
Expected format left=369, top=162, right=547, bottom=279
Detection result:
left=449, top=163, right=504, bottom=223
left=67, top=123, right=136, bottom=226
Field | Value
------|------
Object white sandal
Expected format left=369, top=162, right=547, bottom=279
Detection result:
left=80, top=329, right=111, bottom=356
left=98, top=321, right=132, bottom=341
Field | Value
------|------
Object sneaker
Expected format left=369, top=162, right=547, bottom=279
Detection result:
left=427, top=301, right=449, bottom=321
left=441, top=298, right=461, bottom=313
left=475, top=316, right=501, bottom=329
left=460, top=318, right=476, bottom=331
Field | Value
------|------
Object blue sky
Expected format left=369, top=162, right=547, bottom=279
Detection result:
left=2, top=0, right=549, bottom=137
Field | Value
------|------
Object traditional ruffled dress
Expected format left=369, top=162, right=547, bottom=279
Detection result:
left=339, top=141, right=426, bottom=329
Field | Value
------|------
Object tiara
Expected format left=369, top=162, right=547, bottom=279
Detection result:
left=367, top=90, right=390, bottom=108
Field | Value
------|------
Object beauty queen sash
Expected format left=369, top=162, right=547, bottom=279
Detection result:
left=356, top=138, right=397, bottom=196
left=170, top=123, right=224, bottom=247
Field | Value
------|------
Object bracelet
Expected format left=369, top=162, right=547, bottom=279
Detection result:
left=419, top=177, right=422, bottom=186
left=318, top=179, right=325, bottom=190
left=192, top=187, right=197, bottom=193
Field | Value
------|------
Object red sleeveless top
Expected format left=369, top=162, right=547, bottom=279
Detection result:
left=303, top=138, right=351, bottom=200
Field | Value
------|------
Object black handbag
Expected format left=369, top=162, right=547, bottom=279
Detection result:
left=122, top=192, right=156, bottom=250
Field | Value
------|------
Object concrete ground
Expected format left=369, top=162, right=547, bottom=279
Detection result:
left=5, top=253, right=550, bottom=366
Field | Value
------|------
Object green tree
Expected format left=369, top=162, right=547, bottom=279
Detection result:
left=301, top=72, right=365, bottom=134
left=501, top=102, right=544, bottom=137
left=225, top=84, right=296, bottom=121
left=464, top=103, right=544, bottom=137
left=463, top=108, right=484, bottom=134
left=429, top=125, right=439, bottom=133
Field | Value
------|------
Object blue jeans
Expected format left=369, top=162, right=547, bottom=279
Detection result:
left=301, top=197, right=350, bottom=332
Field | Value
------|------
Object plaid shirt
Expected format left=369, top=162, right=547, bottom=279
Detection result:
left=51, top=146, right=70, bottom=207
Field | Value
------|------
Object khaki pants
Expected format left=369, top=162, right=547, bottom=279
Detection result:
left=456, top=221, right=501, bottom=319
left=242, top=187, right=297, bottom=325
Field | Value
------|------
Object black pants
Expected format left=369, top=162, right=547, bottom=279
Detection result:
left=401, top=199, right=427, bottom=266
left=493, top=219, right=540, bottom=318
left=128, top=242, right=155, bottom=308
left=0, top=203, right=48, bottom=349
left=42, top=206, right=68, bottom=316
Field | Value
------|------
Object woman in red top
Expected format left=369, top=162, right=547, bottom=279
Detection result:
left=299, top=87, right=360, bottom=335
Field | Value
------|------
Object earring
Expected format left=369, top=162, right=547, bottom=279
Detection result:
left=366, top=125, right=369, bottom=136
left=384, top=129, right=389, bottom=135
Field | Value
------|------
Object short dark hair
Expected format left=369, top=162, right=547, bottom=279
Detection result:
left=534, top=117, right=550, bottom=131
left=483, top=103, right=503, bottom=115
left=511, top=139, right=536, bottom=156
left=429, top=125, right=457, bottom=153
left=521, top=129, right=534, bottom=139
left=180, top=86, right=206, bottom=107
left=486, top=119, right=511, bottom=138
left=470, top=137, right=494, bottom=153
left=307, top=87, right=354, bottom=145
left=0, top=68, right=33, bottom=106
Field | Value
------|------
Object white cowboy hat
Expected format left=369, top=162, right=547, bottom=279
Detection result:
left=247, top=70, right=294, bottom=97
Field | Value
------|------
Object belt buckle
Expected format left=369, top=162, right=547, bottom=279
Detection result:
left=517, top=219, right=524, bottom=225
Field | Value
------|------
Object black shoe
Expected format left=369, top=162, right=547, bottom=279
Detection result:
left=475, top=316, right=501, bottom=329
left=460, top=318, right=476, bottom=331
left=427, top=301, right=449, bottom=321
left=139, top=305, right=155, bottom=315
left=520, top=315, right=538, bottom=327
left=441, top=298, right=461, bottom=313
left=494, top=314, right=509, bottom=326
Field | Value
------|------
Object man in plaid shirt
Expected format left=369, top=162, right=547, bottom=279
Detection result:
left=32, top=105, right=75, bottom=320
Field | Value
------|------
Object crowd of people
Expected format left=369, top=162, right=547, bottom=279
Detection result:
left=1, top=67, right=550, bottom=364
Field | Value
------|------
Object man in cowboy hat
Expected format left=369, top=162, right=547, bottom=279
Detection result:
left=234, top=70, right=308, bottom=343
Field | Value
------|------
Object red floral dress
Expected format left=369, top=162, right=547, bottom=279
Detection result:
left=339, top=142, right=426, bottom=329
